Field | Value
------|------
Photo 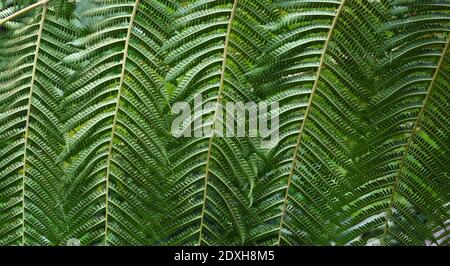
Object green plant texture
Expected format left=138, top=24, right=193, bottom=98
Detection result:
left=0, top=0, right=449, bottom=246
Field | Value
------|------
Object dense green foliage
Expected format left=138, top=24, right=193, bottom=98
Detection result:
left=0, top=0, right=449, bottom=246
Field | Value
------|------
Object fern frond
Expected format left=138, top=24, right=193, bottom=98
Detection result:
left=248, top=0, right=390, bottom=246
left=1, top=0, right=448, bottom=247
left=160, top=0, right=274, bottom=246
left=341, top=0, right=450, bottom=246
left=0, top=2, right=77, bottom=245
left=60, top=0, right=174, bottom=246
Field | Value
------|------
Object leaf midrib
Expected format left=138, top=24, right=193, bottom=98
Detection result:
left=103, top=0, right=141, bottom=246
left=276, top=0, right=347, bottom=246
left=21, top=3, right=48, bottom=246
left=0, top=0, right=49, bottom=26
left=198, top=0, right=239, bottom=246
left=382, top=36, right=450, bottom=245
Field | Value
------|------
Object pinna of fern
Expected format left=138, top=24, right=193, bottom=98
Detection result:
left=340, top=0, right=450, bottom=246
left=159, top=0, right=276, bottom=246
left=0, top=0, right=448, bottom=247
left=59, top=0, right=174, bottom=245
left=246, top=0, right=393, bottom=246
left=0, top=0, right=77, bottom=245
